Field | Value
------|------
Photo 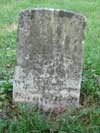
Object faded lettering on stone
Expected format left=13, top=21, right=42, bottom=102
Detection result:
left=13, top=8, right=86, bottom=110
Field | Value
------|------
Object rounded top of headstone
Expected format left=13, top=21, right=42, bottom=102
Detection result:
left=20, top=8, right=86, bottom=23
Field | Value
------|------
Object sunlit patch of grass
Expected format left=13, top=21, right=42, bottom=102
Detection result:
left=0, top=23, right=17, bottom=33
left=0, top=31, right=16, bottom=80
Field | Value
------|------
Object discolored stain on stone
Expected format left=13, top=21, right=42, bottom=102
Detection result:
left=65, top=36, right=70, bottom=44
left=30, top=10, right=35, bottom=19
left=65, top=36, right=70, bottom=50
left=57, top=26, right=62, bottom=36
left=56, top=64, right=65, bottom=78
left=59, top=10, right=74, bottom=18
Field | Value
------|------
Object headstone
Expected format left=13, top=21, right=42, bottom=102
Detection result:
left=13, top=8, right=86, bottom=111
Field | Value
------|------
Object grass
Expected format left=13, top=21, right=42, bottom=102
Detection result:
left=0, top=0, right=100, bottom=132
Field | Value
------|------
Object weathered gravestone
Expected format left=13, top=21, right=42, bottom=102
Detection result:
left=13, top=8, right=86, bottom=111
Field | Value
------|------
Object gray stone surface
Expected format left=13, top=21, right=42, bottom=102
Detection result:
left=13, top=8, right=86, bottom=111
